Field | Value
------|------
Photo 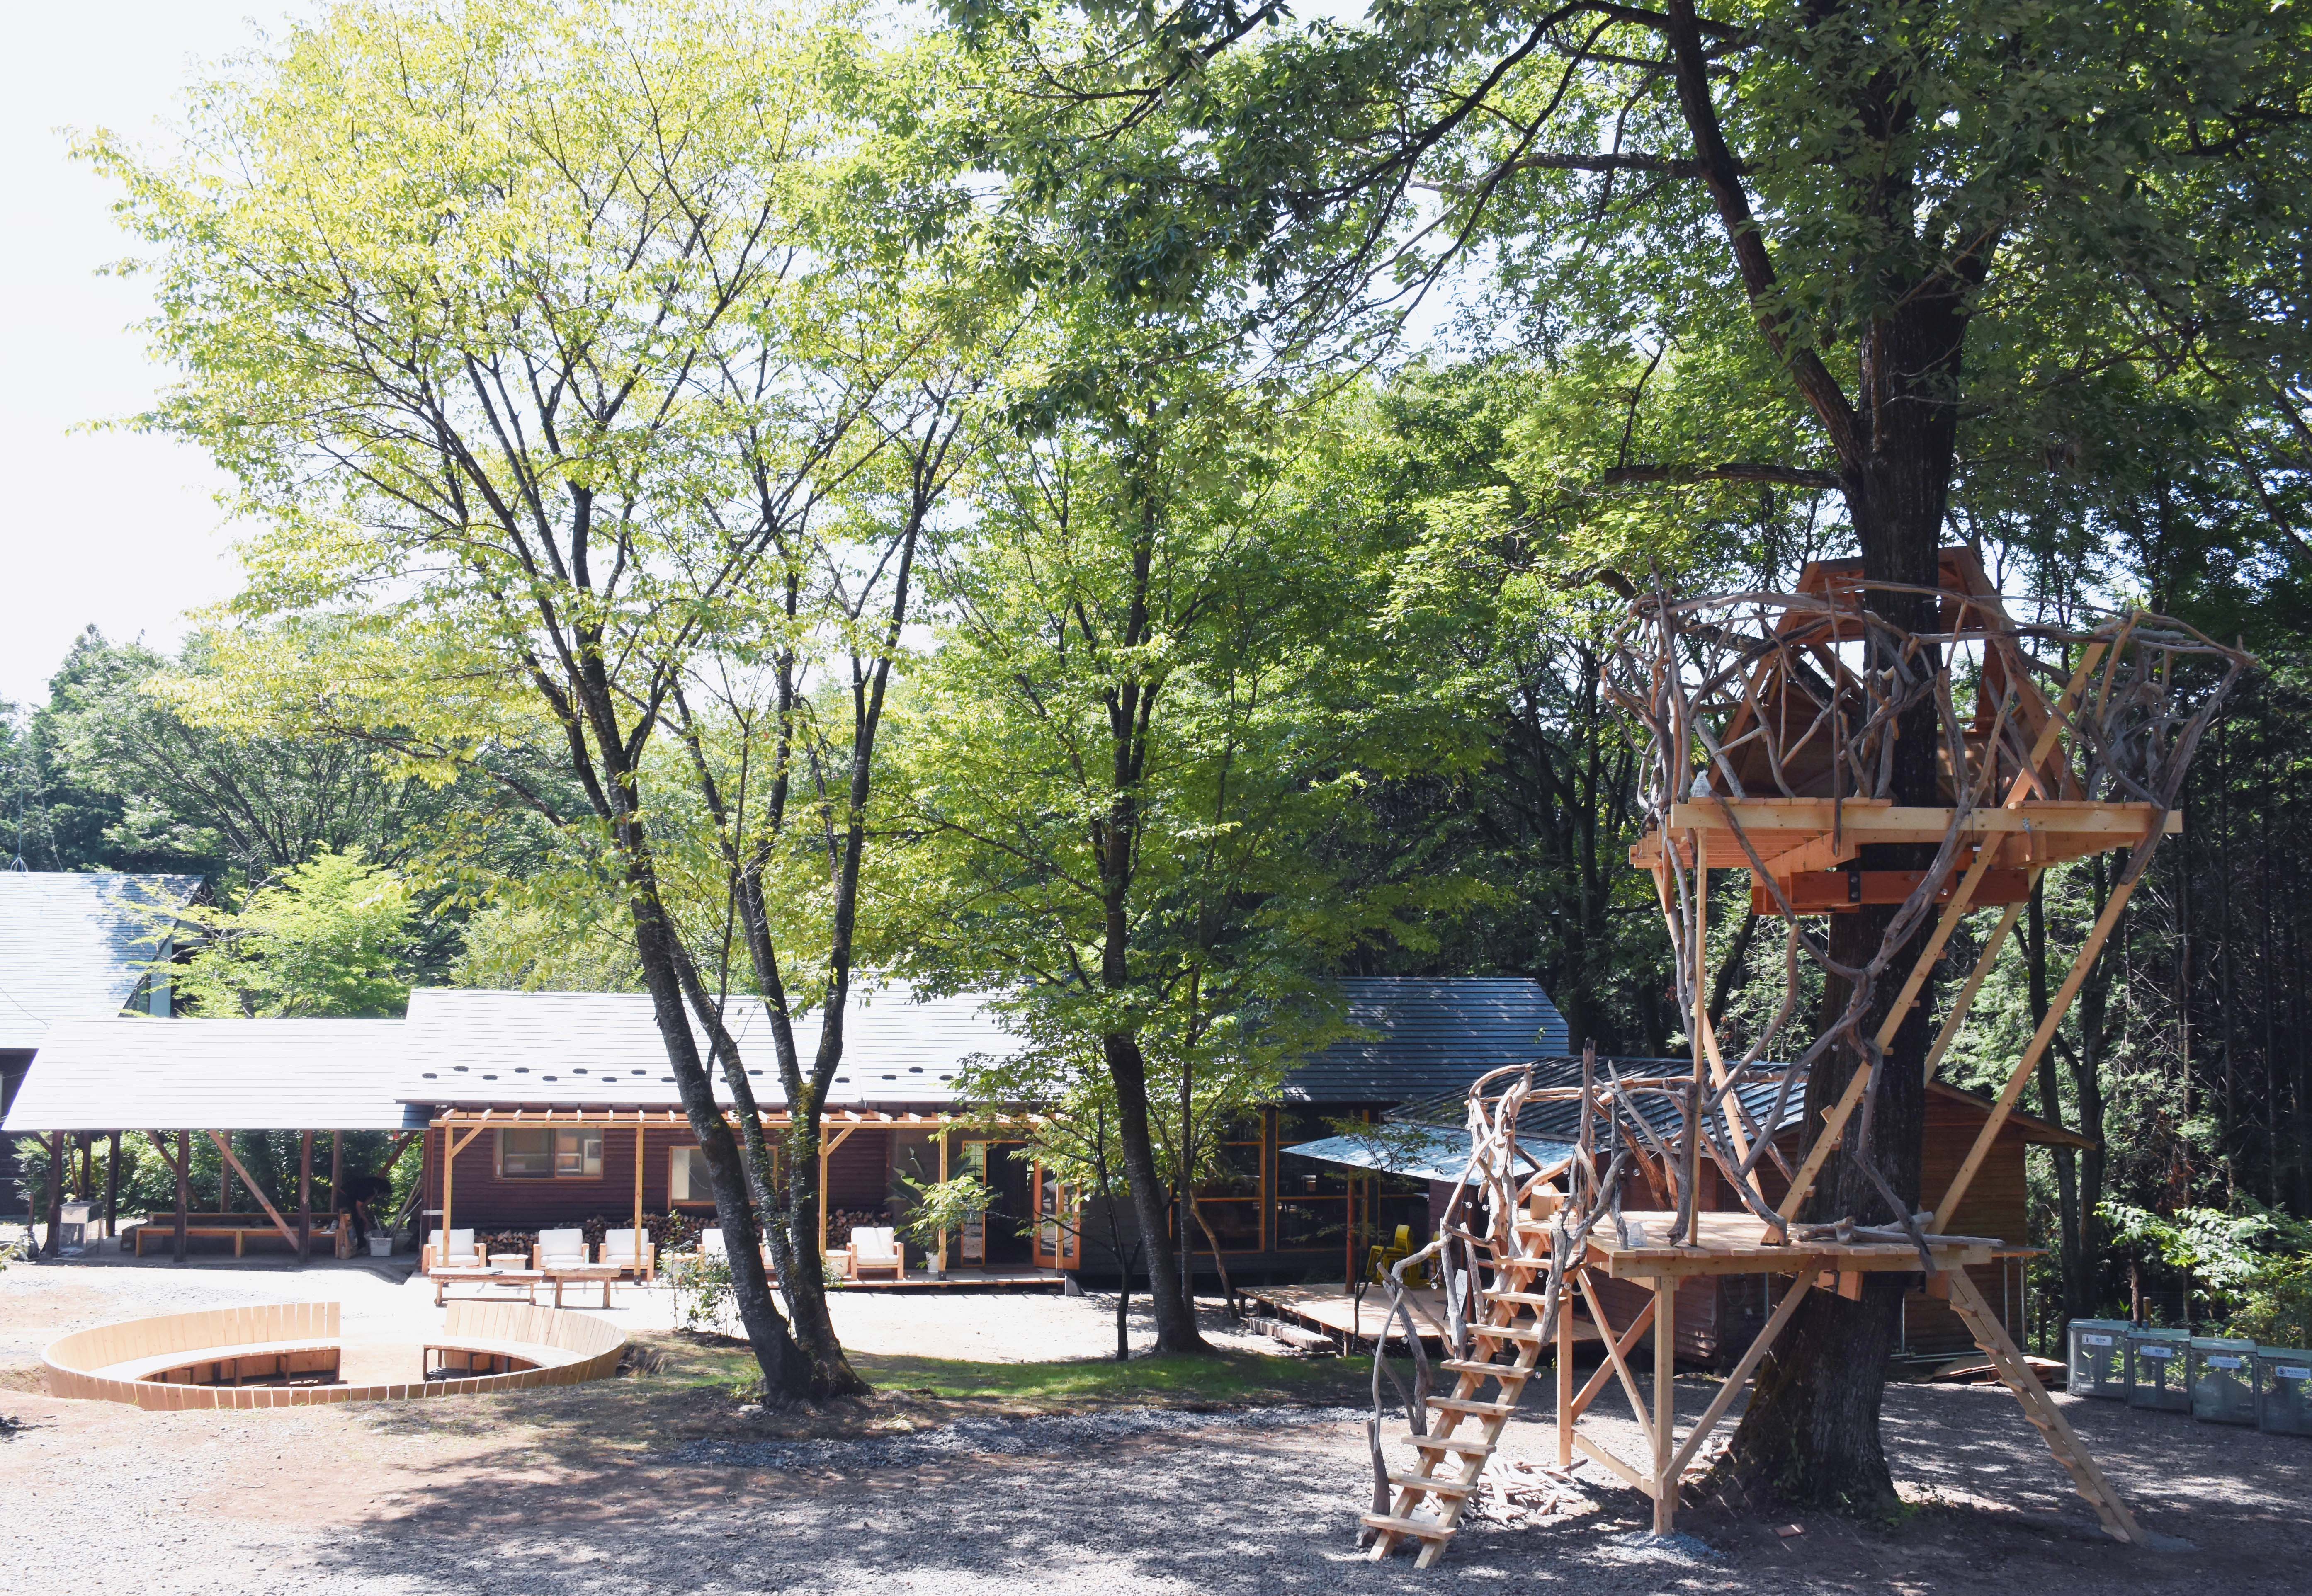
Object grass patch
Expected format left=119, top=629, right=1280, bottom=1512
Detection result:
left=851, top=1348, right=1368, bottom=1409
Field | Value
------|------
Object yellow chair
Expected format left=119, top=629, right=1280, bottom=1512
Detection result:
left=1366, top=1223, right=1431, bottom=1288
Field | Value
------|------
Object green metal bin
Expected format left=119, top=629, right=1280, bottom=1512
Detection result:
left=2067, top=1318, right=2131, bottom=1400
left=2187, top=1336, right=2259, bottom=1424
left=2125, top=1326, right=2191, bottom=1412
left=2255, top=1346, right=2312, bottom=1437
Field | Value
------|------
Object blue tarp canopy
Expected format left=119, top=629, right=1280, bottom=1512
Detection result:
left=1282, top=1127, right=1578, bottom=1185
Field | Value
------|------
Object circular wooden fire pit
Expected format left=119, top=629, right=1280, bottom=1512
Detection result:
left=44, top=1300, right=626, bottom=1409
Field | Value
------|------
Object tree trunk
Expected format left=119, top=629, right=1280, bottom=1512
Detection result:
left=1105, top=1031, right=1205, bottom=1352
left=1724, top=283, right=1962, bottom=1511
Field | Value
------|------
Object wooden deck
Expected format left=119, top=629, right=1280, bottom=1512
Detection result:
left=1251, top=1283, right=1603, bottom=1352
left=829, top=1268, right=1066, bottom=1292
left=1578, top=1210, right=1999, bottom=1280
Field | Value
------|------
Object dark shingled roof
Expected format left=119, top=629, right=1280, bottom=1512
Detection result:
left=1282, top=978, right=1570, bottom=1103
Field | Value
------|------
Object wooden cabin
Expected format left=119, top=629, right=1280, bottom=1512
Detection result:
left=400, top=979, right=1569, bottom=1281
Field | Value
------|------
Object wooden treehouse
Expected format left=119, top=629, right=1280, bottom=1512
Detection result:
left=1358, top=553, right=2251, bottom=1566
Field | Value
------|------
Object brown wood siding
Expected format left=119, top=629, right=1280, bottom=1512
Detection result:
left=429, top=1124, right=669, bottom=1230
left=826, top=1129, right=891, bottom=1211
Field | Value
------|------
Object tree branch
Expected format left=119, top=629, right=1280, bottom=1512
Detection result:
left=1602, top=462, right=1841, bottom=489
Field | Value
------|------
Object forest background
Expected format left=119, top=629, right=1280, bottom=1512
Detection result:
left=3, top=0, right=2309, bottom=1369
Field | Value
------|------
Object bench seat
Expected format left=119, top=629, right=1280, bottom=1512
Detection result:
left=98, top=1339, right=343, bottom=1386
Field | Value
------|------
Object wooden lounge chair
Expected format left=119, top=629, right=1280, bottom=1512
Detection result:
left=533, top=1228, right=591, bottom=1270
left=424, top=1228, right=482, bottom=1274
left=845, top=1226, right=903, bottom=1282
left=601, top=1227, right=656, bottom=1283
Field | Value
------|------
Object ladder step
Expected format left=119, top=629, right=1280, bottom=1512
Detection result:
left=1387, top=1473, right=1474, bottom=1498
left=1484, top=1290, right=1556, bottom=1306
left=1438, top=1358, right=1530, bottom=1379
left=1469, top=1323, right=1547, bottom=1343
left=1360, top=1513, right=1454, bottom=1541
left=1410, top=1433, right=1495, bottom=1458
left=1428, top=1395, right=1519, bottom=1417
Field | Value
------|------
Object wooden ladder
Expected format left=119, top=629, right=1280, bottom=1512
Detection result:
left=1943, top=1270, right=2146, bottom=1545
left=1362, top=1246, right=1555, bottom=1566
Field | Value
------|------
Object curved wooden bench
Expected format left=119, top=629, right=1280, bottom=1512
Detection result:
left=45, top=1301, right=625, bottom=1409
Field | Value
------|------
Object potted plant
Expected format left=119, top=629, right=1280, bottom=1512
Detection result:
left=896, top=1173, right=993, bottom=1279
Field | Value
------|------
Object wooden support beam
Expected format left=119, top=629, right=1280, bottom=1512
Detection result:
left=1933, top=877, right=2138, bottom=1230
left=1567, top=1293, right=1658, bottom=1424
left=1944, top=1268, right=2146, bottom=1544
left=1778, top=839, right=2004, bottom=1224
left=1652, top=1277, right=1677, bottom=1534
left=1557, top=1282, right=1576, bottom=1469
left=174, top=1130, right=189, bottom=1264
left=41, top=1131, right=62, bottom=1257
left=1577, top=1269, right=1656, bottom=1458
left=104, top=1130, right=121, bottom=1240
left=819, top=1123, right=858, bottom=1260
left=1923, top=895, right=2029, bottom=1081
left=204, top=1131, right=300, bottom=1255
left=633, top=1121, right=645, bottom=1250
left=298, top=1130, right=313, bottom=1261
left=1574, top=1432, right=1656, bottom=1497
left=330, top=1131, right=344, bottom=1259
left=439, top=1123, right=485, bottom=1250
left=1669, top=1275, right=1813, bottom=1477
left=1686, top=835, right=1707, bottom=1244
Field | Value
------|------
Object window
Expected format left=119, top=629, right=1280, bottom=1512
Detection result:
left=498, top=1128, right=601, bottom=1179
left=669, top=1146, right=714, bottom=1203
left=1191, top=1114, right=1265, bottom=1252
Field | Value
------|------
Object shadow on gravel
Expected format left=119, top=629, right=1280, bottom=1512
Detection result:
left=306, top=1370, right=2312, bottom=1595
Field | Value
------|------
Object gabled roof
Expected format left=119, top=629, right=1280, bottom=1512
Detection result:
left=402, top=977, right=1572, bottom=1111
left=0, top=872, right=199, bottom=1049
left=1283, top=978, right=1570, bottom=1103
left=1385, top=1056, right=2092, bottom=1148
left=398, top=985, right=1027, bottom=1109
left=0, top=1017, right=417, bottom=1131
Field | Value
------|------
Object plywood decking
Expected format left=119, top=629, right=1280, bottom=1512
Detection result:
left=1579, top=1210, right=1996, bottom=1279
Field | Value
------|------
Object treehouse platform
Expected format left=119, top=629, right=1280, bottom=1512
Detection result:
left=1569, top=1209, right=1997, bottom=1281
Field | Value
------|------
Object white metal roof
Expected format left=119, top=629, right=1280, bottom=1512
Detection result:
left=0, top=872, right=198, bottom=1049
left=0, top=1016, right=417, bottom=1131
left=398, top=985, right=1025, bottom=1108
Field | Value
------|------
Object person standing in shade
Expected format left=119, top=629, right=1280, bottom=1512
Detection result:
left=338, top=1171, right=395, bottom=1248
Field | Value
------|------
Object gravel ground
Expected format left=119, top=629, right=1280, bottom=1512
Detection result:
left=4, top=1254, right=2310, bottom=1593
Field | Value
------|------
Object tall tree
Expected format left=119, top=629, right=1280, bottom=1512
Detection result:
left=948, top=0, right=2312, bottom=1504
left=99, top=0, right=974, bottom=1402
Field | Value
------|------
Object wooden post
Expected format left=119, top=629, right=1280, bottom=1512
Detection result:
left=79, top=1133, right=93, bottom=1200
left=818, top=1124, right=858, bottom=1259
left=204, top=1131, right=300, bottom=1253
left=632, top=1120, right=645, bottom=1250
left=41, top=1131, right=63, bottom=1257
left=937, top=1124, right=950, bottom=1268
left=1923, top=895, right=2029, bottom=1080
left=1557, top=1269, right=1576, bottom=1468
left=1652, top=1276, right=1677, bottom=1534
left=441, top=1121, right=455, bottom=1254
left=104, top=1130, right=121, bottom=1239
left=1687, top=834, right=1706, bottom=1244
left=174, top=1130, right=189, bottom=1264
left=330, top=1130, right=344, bottom=1258
left=298, top=1130, right=313, bottom=1261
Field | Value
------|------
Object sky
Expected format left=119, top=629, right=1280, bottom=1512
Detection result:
left=0, top=1, right=1383, bottom=711
left=0, top=3, right=310, bottom=709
